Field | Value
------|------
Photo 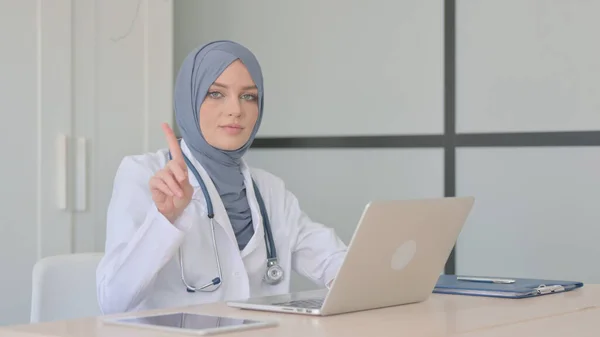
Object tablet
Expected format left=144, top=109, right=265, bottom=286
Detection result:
left=102, top=312, right=278, bottom=335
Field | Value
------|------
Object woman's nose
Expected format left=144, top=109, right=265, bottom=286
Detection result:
left=226, top=97, right=243, bottom=116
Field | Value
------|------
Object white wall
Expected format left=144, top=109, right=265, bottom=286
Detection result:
left=72, top=0, right=174, bottom=253
left=0, top=0, right=172, bottom=325
left=456, top=0, right=600, bottom=133
left=456, top=147, right=600, bottom=281
left=0, top=0, right=77, bottom=324
left=174, top=0, right=444, bottom=137
left=454, top=0, right=600, bottom=282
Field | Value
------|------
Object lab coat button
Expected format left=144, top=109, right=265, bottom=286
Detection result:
left=233, top=272, right=240, bottom=277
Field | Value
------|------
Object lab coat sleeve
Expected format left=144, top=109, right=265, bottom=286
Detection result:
left=285, top=189, right=347, bottom=287
left=96, top=155, right=191, bottom=314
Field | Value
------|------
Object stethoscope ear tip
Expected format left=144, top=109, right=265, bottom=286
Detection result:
left=212, top=277, right=221, bottom=285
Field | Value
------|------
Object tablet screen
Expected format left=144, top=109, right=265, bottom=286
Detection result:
left=109, top=312, right=272, bottom=332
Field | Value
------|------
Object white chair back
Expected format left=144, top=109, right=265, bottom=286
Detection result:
left=30, top=253, right=103, bottom=323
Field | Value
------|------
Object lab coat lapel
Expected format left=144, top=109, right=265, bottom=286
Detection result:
left=179, top=141, right=238, bottom=249
left=239, top=161, right=263, bottom=258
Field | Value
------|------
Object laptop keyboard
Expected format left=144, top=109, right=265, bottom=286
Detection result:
left=273, top=298, right=324, bottom=309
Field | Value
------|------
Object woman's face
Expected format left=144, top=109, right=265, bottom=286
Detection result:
left=199, top=59, right=260, bottom=151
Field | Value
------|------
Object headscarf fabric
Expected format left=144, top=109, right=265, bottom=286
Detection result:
left=174, top=40, right=264, bottom=250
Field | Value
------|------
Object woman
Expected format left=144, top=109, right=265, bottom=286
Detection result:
left=96, top=40, right=347, bottom=314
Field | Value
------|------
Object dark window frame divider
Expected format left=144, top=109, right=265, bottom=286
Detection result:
left=250, top=0, right=600, bottom=275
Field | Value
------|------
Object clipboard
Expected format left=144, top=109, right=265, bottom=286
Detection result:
left=433, top=274, right=584, bottom=299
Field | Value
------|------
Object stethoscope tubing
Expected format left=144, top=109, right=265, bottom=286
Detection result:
left=168, top=143, right=282, bottom=292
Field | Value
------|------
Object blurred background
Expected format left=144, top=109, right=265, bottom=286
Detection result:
left=1, top=0, right=599, bottom=326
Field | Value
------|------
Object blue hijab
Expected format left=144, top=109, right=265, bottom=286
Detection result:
left=174, top=40, right=264, bottom=251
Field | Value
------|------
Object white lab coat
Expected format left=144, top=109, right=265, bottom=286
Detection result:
left=96, top=140, right=347, bottom=315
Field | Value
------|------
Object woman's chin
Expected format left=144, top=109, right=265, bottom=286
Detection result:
left=209, top=137, right=250, bottom=152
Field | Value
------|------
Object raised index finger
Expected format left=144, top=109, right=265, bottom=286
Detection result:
left=161, top=123, right=184, bottom=163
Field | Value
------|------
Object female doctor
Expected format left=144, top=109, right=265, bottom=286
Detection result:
left=96, top=40, right=348, bottom=314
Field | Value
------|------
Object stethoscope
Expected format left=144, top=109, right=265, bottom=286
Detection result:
left=168, top=144, right=284, bottom=293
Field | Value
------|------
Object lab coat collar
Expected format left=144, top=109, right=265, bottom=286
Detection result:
left=239, top=162, right=263, bottom=258
left=178, top=140, right=202, bottom=188
left=179, top=139, right=263, bottom=258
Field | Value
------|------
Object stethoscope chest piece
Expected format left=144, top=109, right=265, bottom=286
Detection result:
left=264, top=258, right=284, bottom=285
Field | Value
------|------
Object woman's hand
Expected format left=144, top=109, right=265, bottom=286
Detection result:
left=149, top=123, right=194, bottom=224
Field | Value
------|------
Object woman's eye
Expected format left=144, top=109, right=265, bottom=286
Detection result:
left=241, top=94, right=257, bottom=101
left=208, top=91, right=223, bottom=99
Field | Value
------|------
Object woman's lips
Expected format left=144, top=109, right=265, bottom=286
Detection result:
left=220, top=124, right=243, bottom=135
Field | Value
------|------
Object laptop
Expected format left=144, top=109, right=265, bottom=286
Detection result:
left=227, top=196, right=475, bottom=316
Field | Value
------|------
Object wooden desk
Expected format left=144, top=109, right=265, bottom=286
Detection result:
left=2, top=285, right=599, bottom=337
left=455, top=306, right=600, bottom=337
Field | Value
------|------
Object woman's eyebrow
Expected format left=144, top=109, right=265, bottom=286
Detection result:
left=212, top=82, right=257, bottom=91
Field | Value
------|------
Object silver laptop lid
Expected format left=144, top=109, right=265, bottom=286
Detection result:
left=319, top=196, right=474, bottom=315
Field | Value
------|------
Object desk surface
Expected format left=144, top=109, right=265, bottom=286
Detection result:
left=456, top=305, right=600, bottom=337
left=2, top=285, right=600, bottom=337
